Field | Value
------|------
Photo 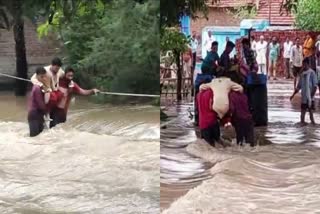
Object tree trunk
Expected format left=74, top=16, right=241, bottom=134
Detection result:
left=12, top=0, right=28, bottom=96
left=174, top=50, right=182, bottom=101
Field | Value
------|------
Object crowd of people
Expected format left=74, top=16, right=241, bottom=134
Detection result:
left=28, top=57, right=99, bottom=137
left=192, top=31, right=320, bottom=147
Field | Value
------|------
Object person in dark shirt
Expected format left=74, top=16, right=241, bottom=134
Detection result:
left=28, top=67, right=49, bottom=137
left=201, top=41, right=219, bottom=76
left=220, top=41, right=235, bottom=72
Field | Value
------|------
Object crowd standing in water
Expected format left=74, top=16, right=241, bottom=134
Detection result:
left=189, top=31, right=320, bottom=147
left=28, top=57, right=99, bottom=137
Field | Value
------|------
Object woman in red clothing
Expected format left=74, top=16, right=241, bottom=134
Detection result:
left=197, top=88, right=221, bottom=147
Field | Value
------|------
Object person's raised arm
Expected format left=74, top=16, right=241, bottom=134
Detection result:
left=72, top=82, right=99, bottom=96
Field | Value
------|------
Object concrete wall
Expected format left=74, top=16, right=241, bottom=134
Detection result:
left=190, top=8, right=242, bottom=35
left=0, top=19, right=61, bottom=86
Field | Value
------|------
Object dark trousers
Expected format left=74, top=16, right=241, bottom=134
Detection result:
left=234, top=119, right=254, bottom=146
left=200, top=122, right=221, bottom=146
left=192, top=52, right=197, bottom=69
left=28, top=110, right=44, bottom=137
left=285, top=58, right=291, bottom=78
left=50, top=107, right=67, bottom=128
left=306, top=55, right=316, bottom=71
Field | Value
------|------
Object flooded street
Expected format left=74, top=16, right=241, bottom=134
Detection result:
left=161, top=80, right=320, bottom=213
left=0, top=93, right=159, bottom=214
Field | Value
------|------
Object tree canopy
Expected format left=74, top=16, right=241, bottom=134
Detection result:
left=37, top=0, right=159, bottom=102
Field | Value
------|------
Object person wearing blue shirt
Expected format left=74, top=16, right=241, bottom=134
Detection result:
left=201, top=41, right=219, bottom=76
left=290, top=58, right=317, bottom=125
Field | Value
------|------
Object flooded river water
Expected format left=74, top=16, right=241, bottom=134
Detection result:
left=0, top=92, right=159, bottom=214
left=161, top=80, right=320, bottom=213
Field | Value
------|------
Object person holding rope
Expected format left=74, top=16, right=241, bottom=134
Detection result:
left=50, top=67, right=99, bottom=128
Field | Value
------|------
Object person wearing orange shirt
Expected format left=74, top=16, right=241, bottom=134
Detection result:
left=303, top=33, right=316, bottom=70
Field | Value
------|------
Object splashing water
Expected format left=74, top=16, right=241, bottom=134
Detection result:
left=0, top=94, right=160, bottom=214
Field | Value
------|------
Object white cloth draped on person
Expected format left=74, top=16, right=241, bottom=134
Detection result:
left=31, top=65, right=65, bottom=91
left=199, top=77, right=243, bottom=119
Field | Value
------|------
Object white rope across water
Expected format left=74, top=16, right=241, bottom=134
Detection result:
left=0, top=72, right=32, bottom=82
left=0, top=72, right=159, bottom=98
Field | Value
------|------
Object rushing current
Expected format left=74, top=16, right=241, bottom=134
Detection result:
left=0, top=93, right=159, bottom=214
left=161, top=80, right=320, bottom=213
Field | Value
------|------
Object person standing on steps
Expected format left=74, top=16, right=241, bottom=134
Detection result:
left=255, top=35, right=268, bottom=75
left=268, top=37, right=280, bottom=80
left=283, top=37, right=293, bottom=79
left=303, top=33, right=316, bottom=71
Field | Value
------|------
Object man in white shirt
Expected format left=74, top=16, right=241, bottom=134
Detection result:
left=255, top=35, right=268, bottom=75
left=203, top=30, right=215, bottom=58
left=290, top=38, right=303, bottom=88
left=191, top=31, right=199, bottom=70
left=283, top=37, right=293, bottom=79
left=30, top=57, right=65, bottom=91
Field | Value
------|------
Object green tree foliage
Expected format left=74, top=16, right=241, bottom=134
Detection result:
left=228, top=6, right=257, bottom=20
left=38, top=0, right=159, bottom=102
left=295, top=0, right=320, bottom=31
left=160, top=28, right=190, bottom=100
left=160, top=0, right=215, bottom=100
left=0, top=0, right=111, bottom=96
left=160, top=0, right=219, bottom=27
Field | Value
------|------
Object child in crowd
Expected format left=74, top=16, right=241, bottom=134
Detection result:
left=290, top=58, right=317, bottom=125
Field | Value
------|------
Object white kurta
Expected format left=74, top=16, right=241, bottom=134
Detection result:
left=255, top=41, right=268, bottom=65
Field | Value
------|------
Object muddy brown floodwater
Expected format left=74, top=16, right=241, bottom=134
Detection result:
left=0, top=92, right=159, bottom=214
left=161, top=80, right=320, bottom=214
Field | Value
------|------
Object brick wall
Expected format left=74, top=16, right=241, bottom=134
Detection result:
left=236, top=30, right=320, bottom=77
left=190, top=8, right=241, bottom=34
left=0, top=19, right=62, bottom=86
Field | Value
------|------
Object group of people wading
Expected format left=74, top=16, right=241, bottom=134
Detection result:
left=28, top=57, right=99, bottom=137
left=194, top=32, right=320, bottom=148
left=196, top=38, right=256, bottom=147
